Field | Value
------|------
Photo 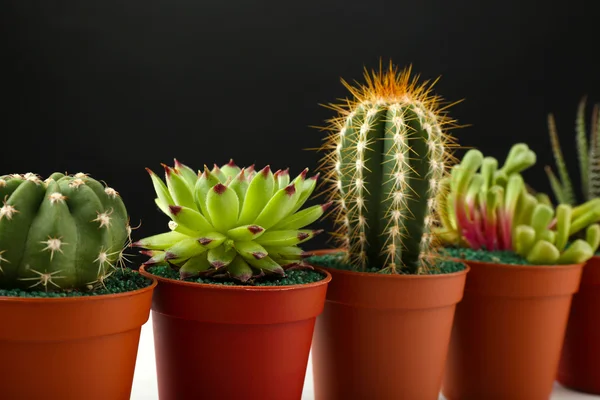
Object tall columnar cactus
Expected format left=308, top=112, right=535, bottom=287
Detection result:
left=545, top=96, right=600, bottom=204
left=317, top=62, right=459, bottom=273
left=134, top=159, right=326, bottom=282
left=0, top=172, right=132, bottom=291
left=438, top=144, right=600, bottom=264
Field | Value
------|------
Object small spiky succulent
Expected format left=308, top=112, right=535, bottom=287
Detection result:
left=0, top=172, right=133, bottom=291
left=134, top=160, right=327, bottom=282
left=317, top=62, right=460, bottom=274
left=438, top=144, right=600, bottom=264
left=545, top=96, right=600, bottom=204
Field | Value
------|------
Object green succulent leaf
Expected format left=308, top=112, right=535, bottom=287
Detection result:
left=238, top=166, right=275, bottom=225
left=206, top=184, right=239, bottom=232
left=179, top=253, right=212, bottom=279
left=164, top=165, right=196, bottom=209
left=227, top=225, right=265, bottom=241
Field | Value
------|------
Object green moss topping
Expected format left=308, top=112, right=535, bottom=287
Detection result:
left=442, top=247, right=532, bottom=265
left=147, top=264, right=326, bottom=286
left=305, top=252, right=466, bottom=274
left=0, top=268, right=153, bottom=298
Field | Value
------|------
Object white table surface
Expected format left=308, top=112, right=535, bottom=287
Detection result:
left=131, top=315, right=600, bottom=399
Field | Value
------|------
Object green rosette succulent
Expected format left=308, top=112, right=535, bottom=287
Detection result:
left=0, top=172, right=131, bottom=291
left=134, top=160, right=328, bottom=282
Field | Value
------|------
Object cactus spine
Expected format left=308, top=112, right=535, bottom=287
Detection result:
left=319, top=62, right=458, bottom=273
left=0, top=172, right=132, bottom=291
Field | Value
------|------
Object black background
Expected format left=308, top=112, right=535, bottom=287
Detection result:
left=2, top=0, right=599, bottom=261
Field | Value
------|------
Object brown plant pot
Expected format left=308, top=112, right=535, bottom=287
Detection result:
left=557, top=255, right=600, bottom=394
left=308, top=249, right=469, bottom=400
left=0, top=278, right=157, bottom=400
left=138, top=264, right=331, bottom=400
left=441, top=259, right=584, bottom=400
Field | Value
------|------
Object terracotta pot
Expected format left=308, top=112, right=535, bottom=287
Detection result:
left=0, top=277, right=157, bottom=400
left=557, top=255, right=600, bottom=394
left=441, top=259, right=584, bottom=400
left=308, top=249, right=469, bottom=400
left=138, top=264, right=331, bottom=400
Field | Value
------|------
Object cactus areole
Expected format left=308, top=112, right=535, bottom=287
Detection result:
left=317, top=62, right=460, bottom=274
left=0, top=172, right=133, bottom=291
left=135, top=159, right=327, bottom=283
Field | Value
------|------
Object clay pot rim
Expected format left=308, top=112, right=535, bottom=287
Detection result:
left=139, top=264, right=332, bottom=292
left=308, top=248, right=470, bottom=280
left=0, top=273, right=157, bottom=304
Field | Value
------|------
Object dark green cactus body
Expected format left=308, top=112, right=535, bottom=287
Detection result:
left=0, top=173, right=130, bottom=291
left=336, top=101, right=445, bottom=272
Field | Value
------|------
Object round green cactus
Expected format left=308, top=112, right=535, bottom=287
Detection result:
left=134, top=160, right=327, bottom=282
left=0, top=172, right=131, bottom=291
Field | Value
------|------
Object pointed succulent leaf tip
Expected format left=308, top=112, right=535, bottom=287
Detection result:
left=198, top=237, right=213, bottom=246
left=252, top=252, right=267, bottom=259
left=211, top=261, right=226, bottom=268
left=248, top=225, right=264, bottom=234
left=237, top=168, right=246, bottom=181
left=301, top=251, right=314, bottom=257
left=213, top=183, right=227, bottom=194
left=311, top=173, right=320, bottom=181
left=298, top=232, right=310, bottom=241
left=261, top=165, right=271, bottom=176
left=169, top=205, right=183, bottom=215
left=285, top=183, right=296, bottom=196
left=227, top=159, right=237, bottom=167
left=174, top=158, right=183, bottom=168
left=161, top=163, right=174, bottom=177
left=299, top=168, right=309, bottom=180
left=322, top=201, right=333, bottom=211
left=164, top=252, right=176, bottom=260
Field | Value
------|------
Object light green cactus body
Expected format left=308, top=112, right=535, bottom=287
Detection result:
left=438, top=144, right=600, bottom=265
left=336, top=101, right=447, bottom=273
left=0, top=173, right=130, bottom=291
left=135, top=160, right=327, bottom=282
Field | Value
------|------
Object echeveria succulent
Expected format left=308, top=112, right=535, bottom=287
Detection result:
left=134, top=160, right=327, bottom=282
left=0, top=172, right=132, bottom=291
left=438, top=144, right=600, bottom=264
